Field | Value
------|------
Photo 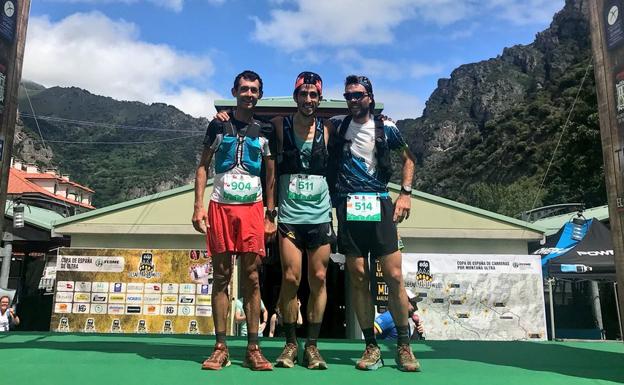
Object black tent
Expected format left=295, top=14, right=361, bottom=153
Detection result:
left=532, top=218, right=616, bottom=281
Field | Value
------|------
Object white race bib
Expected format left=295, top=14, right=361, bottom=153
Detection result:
left=287, top=174, right=324, bottom=201
left=346, top=193, right=381, bottom=221
left=223, top=174, right=260, bottom=203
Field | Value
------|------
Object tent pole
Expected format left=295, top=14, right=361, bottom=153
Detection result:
left=590, top=281, right=605, bottom=339
left=614, top=282, right=623, bottom=342
left=548, top=278, right=556, bottom=340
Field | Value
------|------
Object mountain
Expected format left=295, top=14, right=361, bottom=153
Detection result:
left=15, top=85, right=208, bottom=207
left=13, top=0, right=602, bottom=216
left=397, top=0, right=604, bottom=216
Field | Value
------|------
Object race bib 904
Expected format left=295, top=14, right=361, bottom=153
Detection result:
left=346, top=193, right=381, bottom=221
left=288, top=174, right=324, bottom=201
left=223, top=174, right=260, bottom=203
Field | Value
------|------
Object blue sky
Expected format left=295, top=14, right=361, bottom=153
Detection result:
left=24, top=0, right=565, bottom=119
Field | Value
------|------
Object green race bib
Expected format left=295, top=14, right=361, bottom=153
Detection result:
left=223, top=174, right=260, bottom=203
left=287, top=174, right=324, bottom=201
left=346, top=193, right=381, bottom=221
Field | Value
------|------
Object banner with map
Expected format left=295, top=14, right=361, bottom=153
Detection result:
left=50, top=248, right=217, bottom=334
left=376, top=253, right=547, bottom=341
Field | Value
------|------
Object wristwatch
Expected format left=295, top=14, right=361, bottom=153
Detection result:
left=265, top=208, right=278, bottom=221
left=400, top=185, right=412, bottom=195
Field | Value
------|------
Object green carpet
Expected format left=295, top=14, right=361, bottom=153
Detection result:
left=1, top=333, right=622, bottom=385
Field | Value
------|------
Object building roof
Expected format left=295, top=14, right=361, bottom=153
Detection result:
left=8, top=168, right=95, bottom=209
left=24, top=173, right=95, bottom=193
left=214, top=96, right=385, bottom=114
left=531, top=205, right=610, bottom=236
left=4, top=199, right=65, bottom=230
left=54, top=181, right=543, bottom=240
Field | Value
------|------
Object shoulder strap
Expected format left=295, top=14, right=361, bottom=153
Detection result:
left=245, top=120, right=261, bottom=138
left=373, top=115, right=385, bottom=140
left=225, top=120, right=235, bottom=136
left=338, top=115, right=352, bottom=139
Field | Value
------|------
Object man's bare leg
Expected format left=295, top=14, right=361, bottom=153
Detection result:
left=303, top=244, right=330, bottom=369
left=275, top=235, right=303, bottom=368
left=201, top=252, right=232, bottom=370
left=240, top=252, right=272, bottom=370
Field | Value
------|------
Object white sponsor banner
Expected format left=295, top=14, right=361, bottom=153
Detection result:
left=196, top=284, right=211, bottom=295
left=107, top=304, right=125, bottom=314
left=196, top=295, right=211, bottom=306
left=56, top=256, right=125, bottom=272
left=126, top=295, right=143, bottom=304
left=144, top=305, right=160, bottom=315
left=196, top=306, right=212, bottom=317
left=161, top=295, right=178, bottom=304
left=178, top=305, right=195, bottom=316
left=144, top=283, right=162, bottom=294
left=72, top=303, right=90, bottom=314
left=55, top=292, right=73, bottom=303
left=143, top=294, right=161, bottom=304
left=109, top=283, right=126, bottom=293
left=401, top=253, right=547, bottom=341
left=162, top=283, right=179, bottom=294
left=126, top=283, right=144, bottom=293
left=179, top=283, right=195, bottom=294
left=91, top=282, right=109, bottom=293
left=56, top=281, right=74, bottom=292
left=161, top=305, right=177, bottom=316
left=91, top=304, right=107, bottom=314
left=91, top=293, right=108, bottom=303
left=108, top=294, right=126, bottom=304
left=75, top=282, right=92, bottom=292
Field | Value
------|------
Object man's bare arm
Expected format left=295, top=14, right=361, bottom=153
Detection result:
left=393, top=147, right=416, bottom=223
left=192, top=146, right=214, bottom=233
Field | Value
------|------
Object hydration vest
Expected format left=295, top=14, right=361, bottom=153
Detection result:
left=277, top=115, right=328, bottom=177
left=214, top=116, right=264, bottom=177
left=327, top=115, right=393, bottom=193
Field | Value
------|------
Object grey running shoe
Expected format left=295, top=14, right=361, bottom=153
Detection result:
left=355, top=344, right=383, bottom=370
left=275, top=343, right=298, bottom=368
left=303, top=345, right=328, bottom=370
left=396, top=344, right=421, bottom=372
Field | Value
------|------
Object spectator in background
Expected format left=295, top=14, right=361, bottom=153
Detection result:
left=374, top=293, right=424, bottom=340
left=269, top=298, right=303, bottom=337
left=0, top=296, right=19, bottom=332
left=235, top=297, right=268, bottom=336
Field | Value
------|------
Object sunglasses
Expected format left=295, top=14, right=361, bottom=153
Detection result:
left=343, top=91, right=369, bottom=101
left=298, top=71, right=322, bottom=83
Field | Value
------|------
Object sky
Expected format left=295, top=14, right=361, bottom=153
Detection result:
left=23, top=0, right=566, bottom=120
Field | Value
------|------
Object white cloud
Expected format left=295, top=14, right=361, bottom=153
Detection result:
left=23, top=12, right=221, bottom=118
left=336, top=50, right=444, bottom=81
left=45, top=0, right=227, bottom=12
left=253, top=0, right=564, bottom=51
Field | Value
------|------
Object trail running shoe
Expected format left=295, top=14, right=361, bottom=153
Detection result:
left=396, top=344, right=421, bottom=372
left=201, top=342, right=230, bottom=370
left=355, top=344, right=383, bottom=371
left=275, top=343, right=298, bottom=368
left=303, top=344, right=328, bottom=370
left=243, top=344, right=273, bottom=371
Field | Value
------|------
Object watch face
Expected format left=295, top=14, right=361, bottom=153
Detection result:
left=609, top=5, right=619, bottom=26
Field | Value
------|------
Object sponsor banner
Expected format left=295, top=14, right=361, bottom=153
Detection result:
left=384, top=253, right=547, bottom=341
left=126, top=294, right=143, bottom=304
left=162, top=283, right=179, bottom=294
left=126, top=283, right=144, bottom=293
left=91, top=293, right=108, bottom=303
left=91, top=282, right=109, bottom=293
left=55, top=292, right=73, bottom=303
left=161, top=305, right=177, bottom=316
left=197, top=284, right=211, bottom=295
left=144, top=283, right=162, bottom=294
left=91, top=304, right=107, bottom=314
left=72, top=303, right=90, bottom=314
left=179, top=295, right=195, bottom=305
left=161, top=295, right=178, bottom=304
left=108, top=294, right=126, bottom=304
left=73, top=292, right=91, bottom=303
left=144, top=305, right=160, bottom=315
left=178, top=305, right=195, bottom=316
left=110, top=283, right=126, bottom=293
left=55, top=303, right=71, bottom=313
left=57, top=256, right=125, bottom=272
left=57, top=281, right=74, bottom=292
left=196, top=306, right=212, bottom=317
left=107, top=304, right=125, bottom=315
left=179, top=283, right=195, bottom=294
left=143, top=294, right=161, bottom=304
left=51, top=248, right=217, bottom=334
left=75, top=282, right=92, bottom=292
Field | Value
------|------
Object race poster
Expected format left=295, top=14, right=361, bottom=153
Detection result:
left=50, top=248, right=216, bottom=335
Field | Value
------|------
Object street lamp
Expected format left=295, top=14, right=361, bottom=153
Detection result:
left=12, top=203, right=24, bottom=229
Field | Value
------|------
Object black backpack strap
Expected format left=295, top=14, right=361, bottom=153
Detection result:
left=338, top=115, right=352, bottom=140
left=373, top=115, right=385, bottom=141
left=245, top=120, right=262, bottom=138
left=225, top=120, right=235, bottom=136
